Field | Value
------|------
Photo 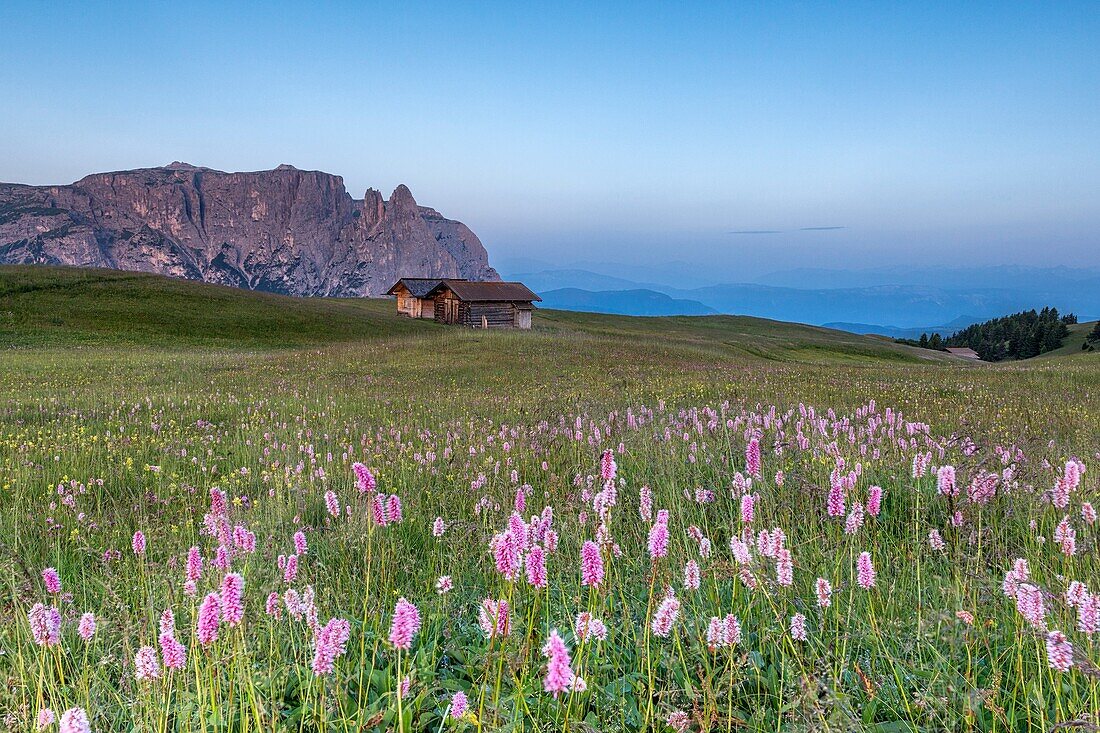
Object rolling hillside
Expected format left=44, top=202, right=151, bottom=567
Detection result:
left=1035, top=320, right=1098, bottom=358
left=1, top=265, right=947, bottom=364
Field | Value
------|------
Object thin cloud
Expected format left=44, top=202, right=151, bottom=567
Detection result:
left=800, top=226, right=846, bottom=231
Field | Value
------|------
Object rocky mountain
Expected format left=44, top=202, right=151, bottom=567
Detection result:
left=0, top=162, right=499, bottom=296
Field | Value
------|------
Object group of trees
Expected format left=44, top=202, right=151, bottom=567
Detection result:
left=898, top=307, right=1078, bottom=361
left=1085, top=321, right=1100, bottom=352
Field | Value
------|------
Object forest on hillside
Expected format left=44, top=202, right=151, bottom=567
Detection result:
left=898, top=307, right=1076, bottom=361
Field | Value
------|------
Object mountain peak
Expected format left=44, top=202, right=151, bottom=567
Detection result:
left=0, top=163, right=499, bottom=296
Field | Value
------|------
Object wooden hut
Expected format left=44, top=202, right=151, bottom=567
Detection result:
left=423, top=279, right=541, bottom=329
left=386, top=278, right=465, bottom=319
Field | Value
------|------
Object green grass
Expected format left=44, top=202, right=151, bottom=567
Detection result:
left=2, top=264, right=1099, bottom=732
left=0, top=265, right=424, bottom=348
left=1, top=265, right=948, bottom=366
left=1035, top=320, right=1098, bottom=359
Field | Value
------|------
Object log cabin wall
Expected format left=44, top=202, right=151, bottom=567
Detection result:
left=464, top=302, right=519, bottom=328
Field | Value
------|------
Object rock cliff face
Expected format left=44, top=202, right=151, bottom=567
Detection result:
left=0, top=162, right=499, bottom=296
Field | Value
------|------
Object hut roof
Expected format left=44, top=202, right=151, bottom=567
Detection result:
left=945, top=347, right=981, bottom=359
left=386, top=277, right=466, bottom=298
left=426, top=279, right=541, bottom=302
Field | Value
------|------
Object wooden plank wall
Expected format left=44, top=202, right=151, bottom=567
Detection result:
left=464, top=302, right=516, bottom=328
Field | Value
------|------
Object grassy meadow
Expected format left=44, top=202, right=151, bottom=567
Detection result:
left=2, top=266, right=1099, bottom=732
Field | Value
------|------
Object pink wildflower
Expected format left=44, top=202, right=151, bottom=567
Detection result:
left=186, top=546, right=203, bottom=582
left=600, top=448, right=617, bottom=482
left=59, top=707, right=91, bottom=733
left=132, top=530, right=146, bottom=555
left=436, top=575, right=453, bottom=594
left=159, top=608, right=175, bottom=636
left=311, top=617, right=351, bottom=675
left=740, top=494, right=755, bottom=524
left=478, top=598, right=511, bottom=638
left=78, top=612, right=96, bottom=641
left=724, top=614, right=742, bottom=645
left=856, top=551, right=876, bottom=589
left=647, top=519, right=669, bottom=560
left=1046, top=630, right=1074, bottom=672
left=1066, top=581, right=1089, bottom=608
left=929, top=529, right=945, bottom=551
left=776, top=549, right=793, bottom=587
left=386, top=494, right=403, bottom=524
left=845, top=503, right=864, bottom=535
left=371, top=492, right=388, bottom=525
left=730, top=537, right=751, bottom=565
left=526, top=544, right=548, bottom=588
left=866, top=485, right=883, bottom=516
left=580, top=540, right=604, bottom=587
left=41, top=567, right=61, bottom=595
left=491, top=529, right=522, bottom=581
left=1015, top=583, right=1046, bottom=627
left=324, top=490, right=340, bottom=518
left=293, top=530, right=308, bottom=555
left=815, top=577, right=832, bottom=608
left=684, top=560, right=701, bottom=590
left=37, top=708, right=55, bottom=730
left=160, top=631, right=187, bottom=670
left=389, top=597, right=421, bottom=650
left=134, top=645, right=160, bottom=681
left=937, top=465, right=957, bottom=496
left=790, top=613, right=808, bottom=641
left=667, top=711, right=691, bottom=733
left=265, top=592, right=281, bottom=617
left=432, top=517, right=446, bottom=537
left=542, top=629, right=575, bottom=697
left=1077, top=595, right=1098, bottom=636
left=651, top=591, right=681, bottom=638
left=706, top=616, right=726, bottom=650
left=352, top=462, right=376, bottom=493
left=196, top=592, right=221, bottom=646
left=219, top=573, right=245, bottom=627
left=827, top=480, right=845, bottom=517
left=283, top=554, right=299, bottom=584
left=28, top=603, right=61, bottom=647
left=638, top=485, right=652, bottom=521
left=745, top=437, right=761, bottom=477
left=574, top=612, right=608, bottom=642
left=450, top=691, right=469, bottom=719
left=1054, top=516, right=1077, bottom=556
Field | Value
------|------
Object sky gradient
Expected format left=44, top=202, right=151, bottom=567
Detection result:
left=1, top=1, right=1097, bottom=278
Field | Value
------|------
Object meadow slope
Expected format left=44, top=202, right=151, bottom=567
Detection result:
left=1, top=265, right=1099, bottom=732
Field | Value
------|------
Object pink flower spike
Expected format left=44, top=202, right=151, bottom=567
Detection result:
left=450, top=691, right=469, bottom=719
left=196, top=592, right=221, bottom=646
left=580, top=540, right=604, bottom=587
left=220, top=573, right=245, bottom=627
left=542, top=629, right=575, bottom=697
left=389, top=597, right=421, bottom=650
left=59, top=707, right=91, bottom=733
left=41, top=567, right=62, bottom=595
left=857, top=551, right=876, bottom=589
left=78, top=612, right=96, bottom=641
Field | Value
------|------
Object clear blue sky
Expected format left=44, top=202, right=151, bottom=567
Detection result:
left=1, top=1, right=1097, bottom=277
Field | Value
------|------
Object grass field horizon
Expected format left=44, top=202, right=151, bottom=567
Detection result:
left=3, top=264, right=1099, bottom=732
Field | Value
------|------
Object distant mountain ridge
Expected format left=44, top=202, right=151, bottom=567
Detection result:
left=539, top=288, right=717, bottom=316
left=0, top=163, right=498, bottom=296
left=507, top=266, right=1100, bottom=328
